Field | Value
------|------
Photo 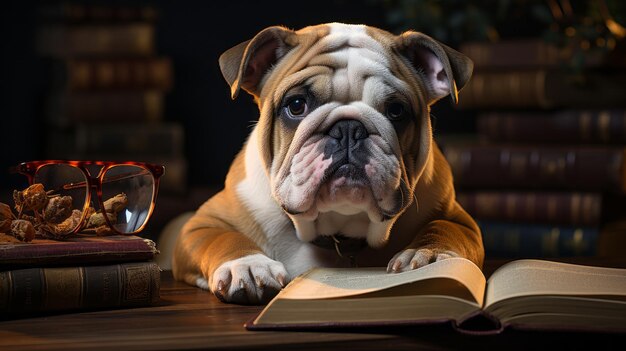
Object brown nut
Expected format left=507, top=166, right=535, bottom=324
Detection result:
left=43, top=196, right=74, bottom=224
left=103, top=193, right=128, bottom=213
left=20, top=183, right=49, bottom=212
left=86, top=212, right=116, bottom=228
left=0, top=202, right=14, bottom=232
left=41, top=209, right=82, bottom=238
left=10, top=219, right=35, bottom=242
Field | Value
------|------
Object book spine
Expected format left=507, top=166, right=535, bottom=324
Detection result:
left=443, top=145, right=626, bottom=192
left=459, top=71, right=626, bottom=109
left=477, top=110, right=626, bottom=144
left=36, top=24, right=154, bottom=57
left=0, top=262, right=160, bottom=315
left=457, top=192, right=602, bottom=226
left=46, top=91, right=163, bottom=126
left=457, top=70, right=553, bottom=109
left=75, top=123, right=184, bottom=157
left=460, top=39, right=561, bottom=68
left=38, top=4, right=159, bottom=23
left=479, top=222, right=598, bottom=258
left=0, top=237, right=158, bottom=267
left=56, top=58, right=173, bottom=91
left=44, top=132, right=188, bottom=194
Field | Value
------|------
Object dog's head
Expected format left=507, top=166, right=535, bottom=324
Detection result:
left=219, top=23, right=472, bottom=248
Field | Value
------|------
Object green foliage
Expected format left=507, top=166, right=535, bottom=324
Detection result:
left=373, top=0, right=626, bottom=71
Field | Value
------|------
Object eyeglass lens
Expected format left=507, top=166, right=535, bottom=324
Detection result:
left=33, top=164, right=88, bottom=235
left=102, top=165, right=154, bottom=234
left=32, top=163, right=155, bottom=235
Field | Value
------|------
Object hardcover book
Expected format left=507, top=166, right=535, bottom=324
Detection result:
left=46, top=91, right=164, bottom=127
left=460, top=39, right=564, bottom=68
left=442, top=145, right=626, bottom=192
left=456, top=70, right=626, bottom=109
left=0, top=261, right=160, bottom=316
left=478, top=221, right=598, bottom=258
left=36, top=24, right=155, bottom=57
left=476, top=110, right=626, bottom=144
left=456, top=192, right=602, bottom=226
left=52, top=57, right=173, bottom=91
left=0, top=234, right=158, bottom=268
left=74, top=123, right=185, bottom=157
left=246, top=258, right=626, bottom=334
left=38, top=3, right=159, bottom=23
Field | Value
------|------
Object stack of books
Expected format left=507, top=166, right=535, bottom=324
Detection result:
left=36, top=2, right=187, bottom=194
left=441, top=38, right=626, bottom=259
left=0, top=234, right=160, bottom=318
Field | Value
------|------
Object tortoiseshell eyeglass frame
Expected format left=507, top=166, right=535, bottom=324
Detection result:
left=11, top=160, right=165, bottom=236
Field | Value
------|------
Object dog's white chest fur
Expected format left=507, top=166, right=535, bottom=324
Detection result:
left=236, top=129, right=342, bottom=276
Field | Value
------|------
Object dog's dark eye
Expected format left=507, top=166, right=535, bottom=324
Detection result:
left=386, top=102, right=408, bottom=121
left=285, top=97, right=308, bottom=118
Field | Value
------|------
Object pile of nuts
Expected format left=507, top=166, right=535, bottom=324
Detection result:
left=0, top=183, right=127, bottom=243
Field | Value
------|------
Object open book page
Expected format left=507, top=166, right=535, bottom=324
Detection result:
left=279, top=257, right=486, bottom=305
left=485, top=259, right=626, bottom=308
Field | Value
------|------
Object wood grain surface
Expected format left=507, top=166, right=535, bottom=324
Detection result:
left=1, top=258, right=625, bottom=350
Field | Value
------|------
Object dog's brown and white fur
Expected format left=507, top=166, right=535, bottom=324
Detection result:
left=172, top=23, right=483, bottom=304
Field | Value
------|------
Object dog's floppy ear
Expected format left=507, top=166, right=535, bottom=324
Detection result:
left=395, top=31, right=473, bottom=105
left=219, top=26, right=295, bottom=99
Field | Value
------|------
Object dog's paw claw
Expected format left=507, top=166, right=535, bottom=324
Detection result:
left=276, top=273, right=286, bottom=287
left=209, top=253, right=289, bottom=305
left=387, top=248, right=460, bottom=273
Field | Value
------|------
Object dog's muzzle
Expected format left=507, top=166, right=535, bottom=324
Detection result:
left=323, top=119, right=370, bottom=182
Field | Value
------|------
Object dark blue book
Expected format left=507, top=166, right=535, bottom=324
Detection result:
left=479, top=221, right=598, bottom=258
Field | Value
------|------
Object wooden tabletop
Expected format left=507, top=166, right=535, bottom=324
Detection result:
left=1, top=258, right=625, bottom=350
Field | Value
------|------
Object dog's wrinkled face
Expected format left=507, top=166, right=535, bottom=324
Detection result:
left=269, top=26, right=419, bottom=247
left=220, top=23, right=472, bottom=248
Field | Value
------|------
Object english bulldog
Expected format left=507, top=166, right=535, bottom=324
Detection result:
left=172, top=23, right=484, bottom=304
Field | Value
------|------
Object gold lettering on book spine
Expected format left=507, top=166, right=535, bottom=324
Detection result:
left=509, top=151, right=528, bottom=180
left=508, top=72, right=521, bottom=105
left=525, top=193, right=536, bottom=222
left=143, top=91, right=162, bottom=122
left=535, top=70, right=551, bottom=108
left=475, top=193, right=498, bottom=218
left=96, top=61, right=115, bottom=88
left=547, top=196, right=557, bottom=223
left=579, top=111, right=592, bottom=141
left=505, top=193, right=516, bottom=220
left=571, top=194, right=581, bottom=225
left=542, top=228, right=560, bottom=257
left=44, top=267, right=82, bottom=310
left=583, top=194, right=600, bottom=225
left=125, top=265, right=150, bottom=301
left=69, top=60, right=90, bottom=89
left=598, top=110, right=611, bottom=143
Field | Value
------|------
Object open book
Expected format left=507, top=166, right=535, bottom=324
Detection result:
left=246, top=258, right=626, bottom=334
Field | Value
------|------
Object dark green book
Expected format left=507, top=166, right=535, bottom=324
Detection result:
left=0, top=261, right=160, bottom=317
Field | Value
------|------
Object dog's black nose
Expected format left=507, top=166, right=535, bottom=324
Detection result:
left=327, top=120, right=368, bottom=147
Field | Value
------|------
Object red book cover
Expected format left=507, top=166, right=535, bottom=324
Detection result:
left=0, top=234, right=158, bottom=268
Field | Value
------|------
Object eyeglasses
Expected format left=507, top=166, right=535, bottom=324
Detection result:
left=12, top=160, right=165, bottom=236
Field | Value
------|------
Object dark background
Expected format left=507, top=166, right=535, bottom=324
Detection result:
left=2, top=0, right=623, bottom=243
left=1, top=0, right=387, bottom=190
left=1, top=0, right=552, bottom=191
left=0, top=0, right=477, bottom=238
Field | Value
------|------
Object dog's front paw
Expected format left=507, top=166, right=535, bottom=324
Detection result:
left=386, top=248, right=459, bottom=273
left=209, top=253, right=288, bottom=305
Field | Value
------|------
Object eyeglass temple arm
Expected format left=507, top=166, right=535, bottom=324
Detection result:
left=60, top=170, right=152, bottom=191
